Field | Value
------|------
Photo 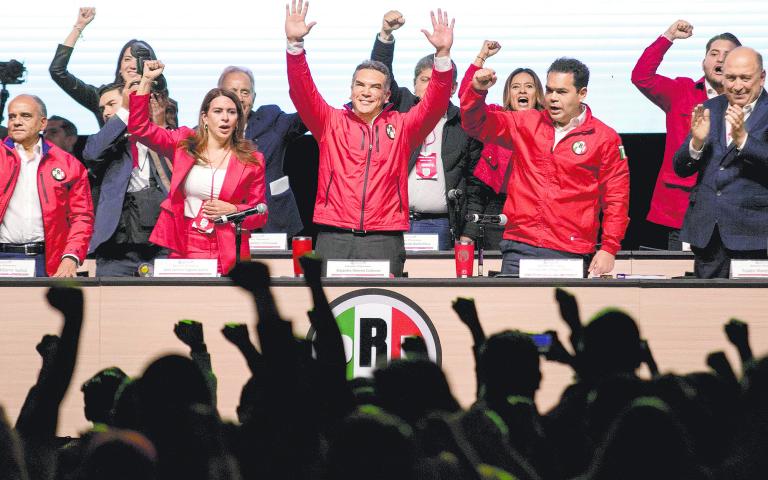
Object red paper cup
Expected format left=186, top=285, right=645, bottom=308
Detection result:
left=292, top=236, right=313, bottom=277
left=454, top=241, right=474, bottom=278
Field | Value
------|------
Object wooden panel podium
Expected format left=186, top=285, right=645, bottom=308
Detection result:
left=2, top=271, right=767, bottom=437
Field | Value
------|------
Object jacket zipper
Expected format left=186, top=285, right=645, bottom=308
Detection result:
left=375, top=126, right=380, bottom=152
left=357, top=111, right=385, bottom=231
left=39, top=172, right=49, bottom=204
left=3, top=165, right=17, bottom=193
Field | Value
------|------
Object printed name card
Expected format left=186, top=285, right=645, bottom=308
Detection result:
left=0, top=259, right=36, bottom=277
left=326, top=260, right=391, bottom=278
left=249, top=233, right=288, bottom=251
left=519, top=259, right=584, bottom=279
left=404, top=234, right=440, bottom=252
left=730, top=260, right=768, bottom=279
left=153, top=259, right=219, bottom=277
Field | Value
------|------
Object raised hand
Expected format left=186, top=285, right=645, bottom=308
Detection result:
left=725, top=318, right=753, bottom=365
left=36, top=334, right=60, bottom=362
left=690, top=104, right=711, bottom=151
left=141, top=60, right=165, bottom=82
left=46, top=286, right=84, bottom=317
left=542, top=330, right=574, bottom=366
left=421, top=8, right=454, bottom=56
left=452, top=297, right=485, bottom=346
left=174, top=320, right=205, bottom=349
left=381, top=10, right=405, bottom=40
left=663, top=19, right=693, bottom=41
left=479, top=40, right=501, bottom=60
left=471, top=68, right=497, bottom=91
left=228, top=261, right=272, bottom=295
left=640, top=339, right=660, bottom=377
left=725, top=104, right=747, bottom=147
left=75, top=7, right=96, bottom=29
left=299, top=254, right=323, bottom=285
left=285, top=0, right=317, bottom=43
left=221, top=323, right=251, bottom=347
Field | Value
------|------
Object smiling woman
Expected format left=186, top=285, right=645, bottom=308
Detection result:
left=127, top=60, right=268, bottom=274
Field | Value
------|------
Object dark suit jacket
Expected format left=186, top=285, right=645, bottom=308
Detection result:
left=370, top=36, right=481, bottom=234
left=83, top=115, right=171, bottom=253
left=245, top=105, right=306, bottom=237
left=673, top=90, right=768, bottom=250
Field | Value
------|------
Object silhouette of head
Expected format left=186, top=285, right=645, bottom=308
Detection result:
left=581, top=309, right=642, bottom=381
left=479, top=330, right=542, bottom=401
left=82, top=367, right=129, bottom=425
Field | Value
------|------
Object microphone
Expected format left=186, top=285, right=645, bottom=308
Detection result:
left=465, top=213, right=508, bottom=226
left=214, top=203, right=267, bottom=224
left=447, top=188, right=463, bottom=201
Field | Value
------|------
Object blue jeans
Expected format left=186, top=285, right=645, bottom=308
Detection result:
left=499, top=239, right=588, bottom=277
left=0, top=252, right=47, bottom=277
left=409, top=217, right=452, bottom=250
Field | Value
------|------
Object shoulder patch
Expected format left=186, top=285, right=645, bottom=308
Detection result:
left=618, top=145, right=627, bottom=160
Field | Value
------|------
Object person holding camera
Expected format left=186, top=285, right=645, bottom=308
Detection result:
left=128, top=61, right=268, bottom=274
left=49, top=7, right=178, bottom=129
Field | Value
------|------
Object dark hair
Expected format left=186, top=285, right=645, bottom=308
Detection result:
left=548, top=57, right=590, bottom=90
left=478, top=330, right=541, bottom=399
left=352, top=60, right=392, bottom=91
left=98, top=81, right=125, bottom=98
left=706, top=33, right=741, bottom=53
left=413, top=54, right=458, bottom=84
left=114, top=39, right=157, bottom=83
left=179, top=88, right=260, bottom=166
left=48, top=115, right=78, bottom=137
left=502, top=68, right=545, bottom=111
left=82, top=367, right=129, bottom=425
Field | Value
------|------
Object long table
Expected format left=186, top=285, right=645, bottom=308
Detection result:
left=2, top=275, right=767, bottom=437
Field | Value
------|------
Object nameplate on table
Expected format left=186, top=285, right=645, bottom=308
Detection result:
left=519, top=259, right=584, bottom=279
left=730, top=260, right=768, bottom=279
left=153, top=259, right=219, bottom=277
left=249, top=233, right=288, bottom=251
left=404, top=233, right=440, bottom=252
left=326, top=260, right=390, bottom=278
left=0, top=259, right=36, bottom=277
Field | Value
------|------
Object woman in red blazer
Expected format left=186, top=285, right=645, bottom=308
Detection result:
left=128, top=60, right=267, bottom=274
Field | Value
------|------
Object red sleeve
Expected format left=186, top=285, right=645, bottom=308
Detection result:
left=598, top=133, right=630, bottom=255
left=458, top=63, right=481, bottom=102
left=459, top=85, right=516, bottom=150
left=631, top=36, right=678, bottom=112
left=402, top=64, right=453, bottom=147
left=128, top=93, right=190, bottom=160
left=286, top=50, right=332, bottom=138
left=240, top=152, right=268, bottom=231
left=62, top=160, right=94, bottom=263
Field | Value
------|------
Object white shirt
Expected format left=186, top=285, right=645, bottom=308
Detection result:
left=705, top=80, right=719, bottom=100
left=116, top=108, right=151, bottom=192
left=0, top=139, right=45, bottom=243
left=409, top=115, right=448, bottom=213
left=553, top=105, right=587, bottom=148
left=689, top=94, right=760, bottom=159
left=183, top=163, right=227, bottom=218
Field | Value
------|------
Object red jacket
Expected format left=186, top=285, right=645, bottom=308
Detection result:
left=632, top=36, right=708, bottom=228
left=287, top=50, right=452, bottom=231
left=460, top=86, right=630, bottom=255
left=458, top=64, right=515, bottom=194
left=128, top=93, right=267, bottom=274
left=0, top=137, right=93, bottom=275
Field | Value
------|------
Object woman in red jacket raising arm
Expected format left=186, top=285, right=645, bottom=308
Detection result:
left=128, top=60, right=267, bottom=274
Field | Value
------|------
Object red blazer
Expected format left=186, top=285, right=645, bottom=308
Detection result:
left=631, top=36, right=709, bottom=228
left=128, top=93, right=267, bottom=274
left=0, top=137, right=93, bottom=275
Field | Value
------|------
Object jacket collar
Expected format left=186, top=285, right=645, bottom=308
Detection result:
left=343, top=102, right=395, bottom=124
left=2, top=135, right=51, bottom=157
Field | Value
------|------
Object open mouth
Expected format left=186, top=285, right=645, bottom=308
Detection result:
left=549, top=106, right=562, bottom=115
left=714, top=65, right=723, bottom=74
left=517, top=96, right=530, bottom=107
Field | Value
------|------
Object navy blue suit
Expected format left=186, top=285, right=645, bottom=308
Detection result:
left=83, top=115, right=170, bottom=254
left=674, top=90, right=768, bottom=251
left=245, top=105, right=306, bottom=237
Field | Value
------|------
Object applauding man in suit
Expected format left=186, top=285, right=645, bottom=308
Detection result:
left=674, top=47, right=768, bottom=278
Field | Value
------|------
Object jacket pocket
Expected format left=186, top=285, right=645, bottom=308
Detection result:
left=324, top=171, right=335, bottom=206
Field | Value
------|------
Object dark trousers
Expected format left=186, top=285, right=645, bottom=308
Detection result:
left=691, top=226, right=767, bottom=279
left=499, top=239, right=588, bottom=277
left=95, top=243, right=166, bottom=277
left=0, top=252, right=47, bottom=276
left=316, top=229, right=406, bottom=277
left=667, top=227, right=683, bottom=251
left=409, top=217, right=452, bottom=250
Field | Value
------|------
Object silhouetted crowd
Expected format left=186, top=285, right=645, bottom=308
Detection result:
left=1, top=255, right=766, bottom=480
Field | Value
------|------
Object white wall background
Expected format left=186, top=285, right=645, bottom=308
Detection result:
left=1, top=0, right=767, bottom=134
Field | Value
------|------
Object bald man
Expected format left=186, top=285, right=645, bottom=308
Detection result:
left=0, top=94, right=93, bottom=276
left=674, top=47, right=768, bottom=278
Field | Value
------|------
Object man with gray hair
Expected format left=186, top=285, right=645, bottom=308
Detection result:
left=217, top=65, right=305, bottom=237
left=285, top=1, right=455, bottom=276
left=0, top=94, right=93, bottom=276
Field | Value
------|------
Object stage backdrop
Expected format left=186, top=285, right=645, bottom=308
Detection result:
left=2, top=1, right=767, bottom=134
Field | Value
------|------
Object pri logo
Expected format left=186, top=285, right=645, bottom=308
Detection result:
left=307, top=288, right=441, bottom=379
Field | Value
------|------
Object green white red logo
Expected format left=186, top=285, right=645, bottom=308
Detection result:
left=307, top=288, right=441, bottom=379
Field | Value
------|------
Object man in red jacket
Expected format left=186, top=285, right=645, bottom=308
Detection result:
left=461, top=58, right=629, bottom=277
left=0, top=94, right=93, bottom=276
left=632, top=20, right=740, bottom=249
left=285, top=1, right=454, bottom=276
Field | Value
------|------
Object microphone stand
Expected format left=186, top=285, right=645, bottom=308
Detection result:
left=477, top=225, right=485, bottom=277
left=233, top=217, right=245, bottom=265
